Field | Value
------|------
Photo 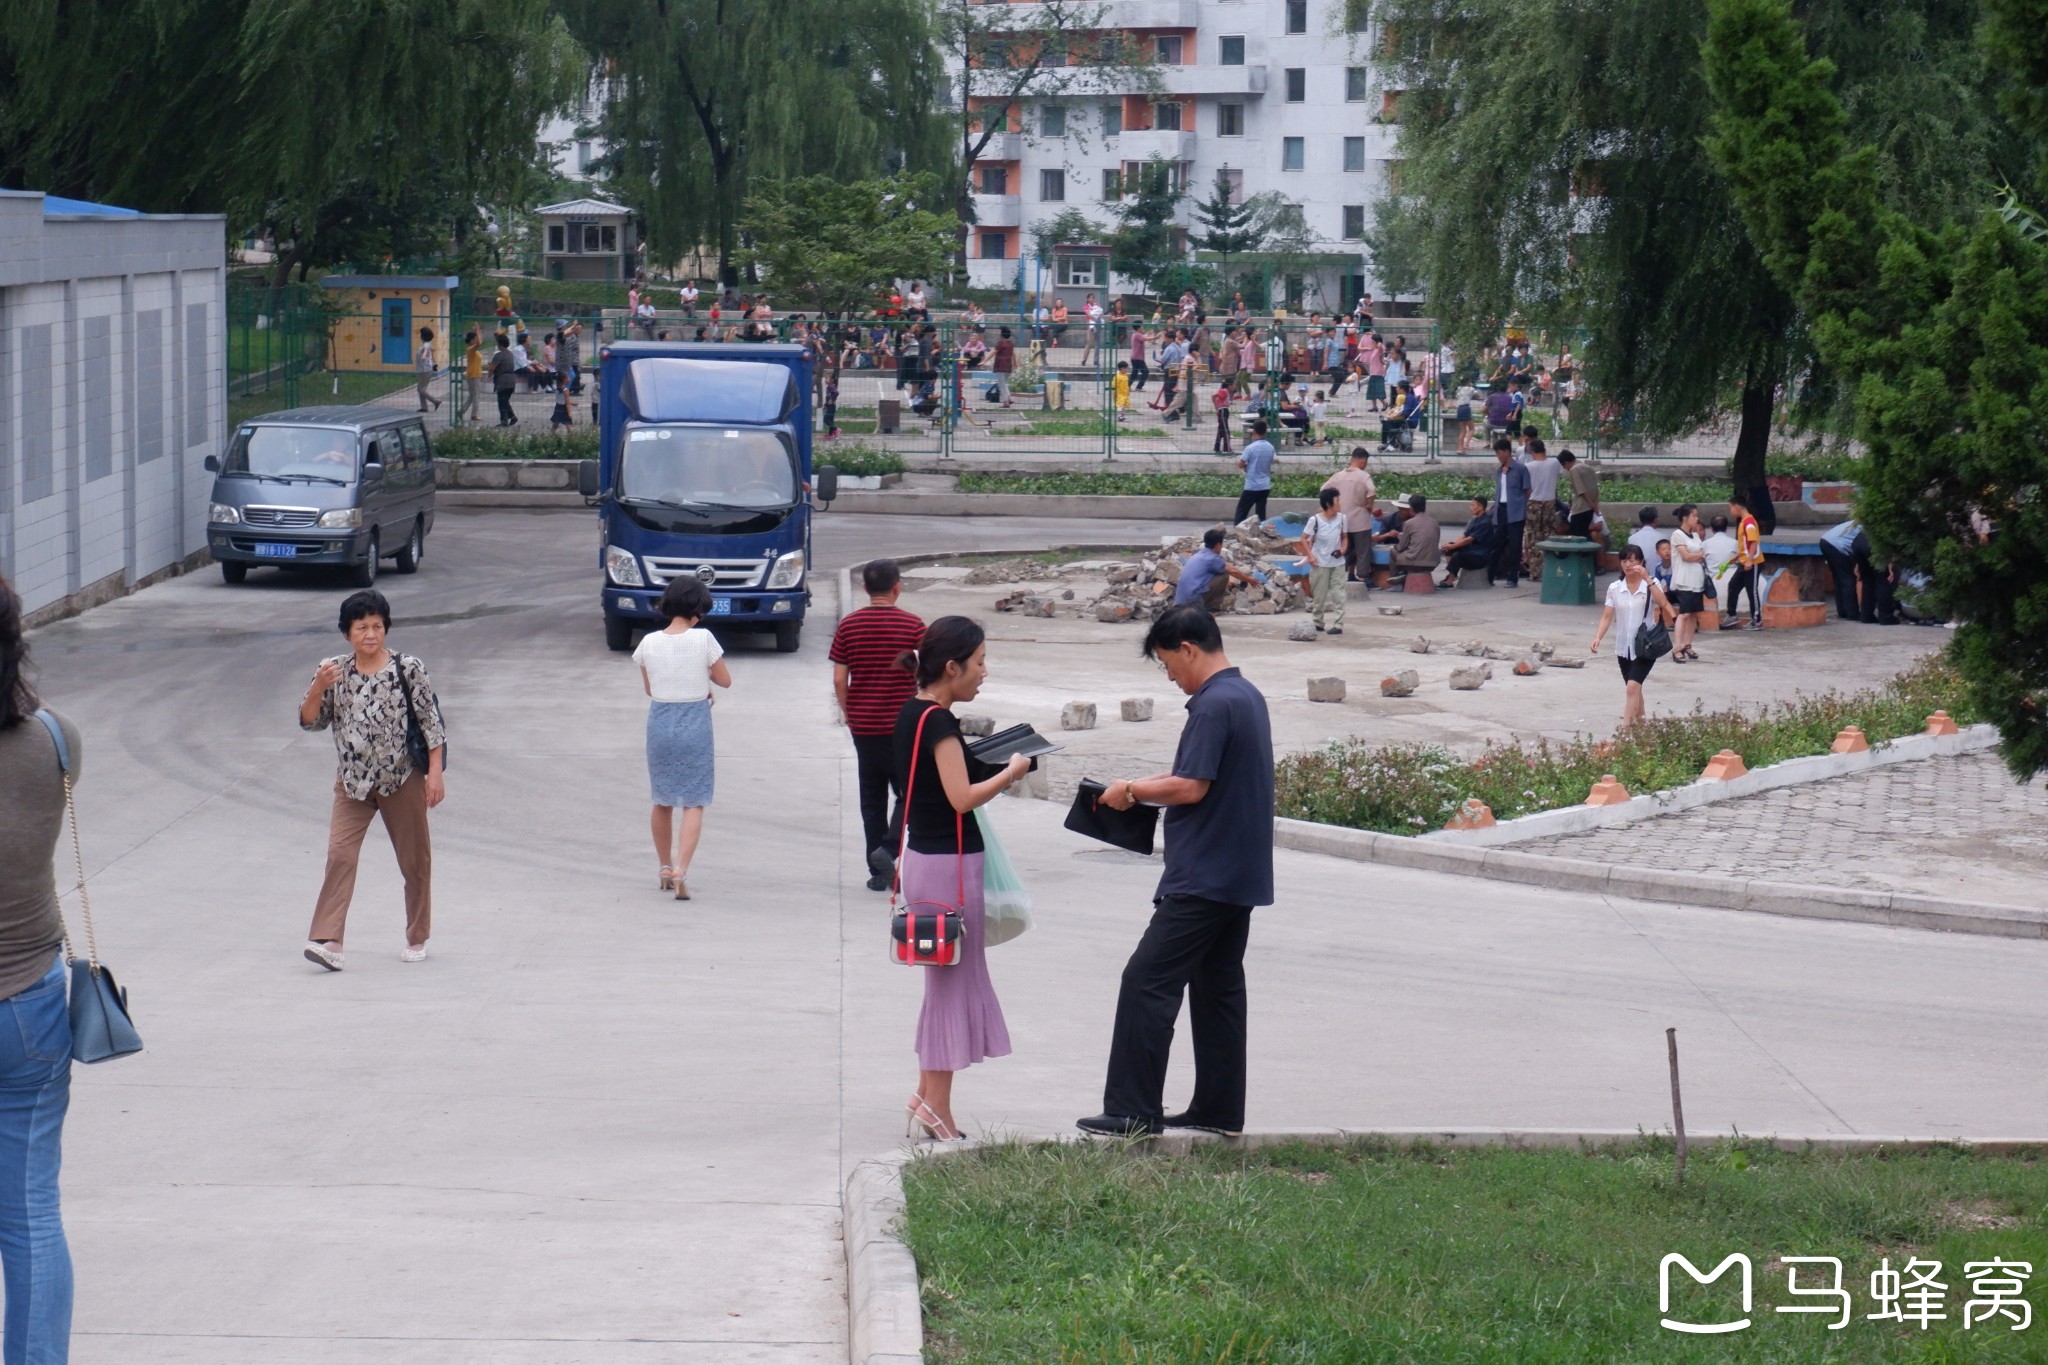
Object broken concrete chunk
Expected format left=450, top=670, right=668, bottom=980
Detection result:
left=1530, top=639, right=1557, bottom=659
left=1120, top=697, right=1154, bottom=722
left=1095, top=601, right=1134, bottom=623
left=1449, top=663, right=1492, bottom=690
left=957, top=713, right=995, bottom=737
left=1306, top=676, right=1347, bottom=703
left=1288, top=621, right=1319, bottom=642
left=1060, top=701, right=1098, bottom=731
left=1545, top=656, right=1586, bottom=669
left=1512, top=660, right=1540, bottom=677
left=1410, top=637, right=1432, bottom=654
left=1380, top=670, right=1419, bottom=697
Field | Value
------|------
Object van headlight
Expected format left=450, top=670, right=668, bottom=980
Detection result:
left=318, top=508, right=361, bottom=528
left=208, top=503, right=240, bottom=525
left=605, top=544, right=645, bottom=587
left=766, top=549, right=806, bottom=590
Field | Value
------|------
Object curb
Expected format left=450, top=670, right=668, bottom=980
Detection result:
left=824, top=491, right=1851, bottom=525
left=843, top=1127, right=2048, bottom=1363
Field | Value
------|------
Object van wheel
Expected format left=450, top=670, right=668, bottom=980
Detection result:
left=604, top=616, right=635, bottom=652
left=220, top=561, right=248, bottom=585
left=773, top=621, right=801, bottom=653
left=350, top=532, right=379, bottom=588
left=395, top=520, right=424, bottom=574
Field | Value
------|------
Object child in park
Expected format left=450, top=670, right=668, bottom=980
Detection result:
left=822, top=371, right=840, bottom=438
left=1112, top=361, right=1131, bottom=422
left=1309, top=390, right=1328, bottom=446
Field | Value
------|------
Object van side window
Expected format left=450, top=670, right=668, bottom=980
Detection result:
left=401, top=424, right=430, bottom=468
left=364, top=437, right=387, bottom=470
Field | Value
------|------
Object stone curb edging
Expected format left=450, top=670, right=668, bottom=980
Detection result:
left=1421, top=725, right=2002, bottom=846
left=842, top=1127, right=2048, bottom=1364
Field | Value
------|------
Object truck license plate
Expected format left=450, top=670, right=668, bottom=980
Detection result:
left=254, top=543, right=298, bottom=559
left=708, top=596, right=732, bottom=616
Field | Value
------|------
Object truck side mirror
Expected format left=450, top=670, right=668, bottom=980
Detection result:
left=203, top=454, right=219, bottom=472
left=578, top=459, right=600, bottom=499
left=815, top=465, right=838, bottom=507
left=361, top=461, right=384, bottom=483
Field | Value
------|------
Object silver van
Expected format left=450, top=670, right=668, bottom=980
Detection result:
left=204, top=406, right=436, bottom=587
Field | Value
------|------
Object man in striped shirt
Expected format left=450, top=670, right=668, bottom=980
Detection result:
left=830, top=560, right=926, bottom=889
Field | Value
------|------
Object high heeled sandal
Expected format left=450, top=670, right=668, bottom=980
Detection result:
left=673, top=874, right=690, bottom=901
left=904, top=1095, right=961, bottom=1141
left=658, top=866, right=675, bottom=891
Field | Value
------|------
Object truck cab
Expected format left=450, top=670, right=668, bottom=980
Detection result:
left=581, top=343, right=813, bottom=653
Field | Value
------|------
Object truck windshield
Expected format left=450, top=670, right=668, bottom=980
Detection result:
left=620, top=424, right=797, bottom=508
left=220, top=425, right=357, bottom=481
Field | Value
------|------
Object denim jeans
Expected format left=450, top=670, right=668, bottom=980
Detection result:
left=0, top=955, right=72, bottom=1364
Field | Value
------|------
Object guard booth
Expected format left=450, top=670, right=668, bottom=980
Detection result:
left=319, top=275, right=459, bottom=372
left=537, top=197, right=636, bottom=282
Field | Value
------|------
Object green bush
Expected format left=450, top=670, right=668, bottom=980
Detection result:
left=1276, top=659, right=1977, bottom=833
left=431, top=425, right=600, bottom=461
left=1761, top=448, right=1864, bottom=482
left=956, top=470, right=1732, bottom=504
left=815, top=443, right=904, bottom=477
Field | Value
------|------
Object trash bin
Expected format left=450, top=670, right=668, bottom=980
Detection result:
left=1043, top=376, right=1064, bottom=411
left=1537, top=537, right=1600, bottom=605
left=878, top=398, right=901, bottom=434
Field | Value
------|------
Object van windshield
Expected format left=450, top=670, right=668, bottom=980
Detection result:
left=619, top=424, right=797, bottom=509
left=221, top=425, right=358, bottom=482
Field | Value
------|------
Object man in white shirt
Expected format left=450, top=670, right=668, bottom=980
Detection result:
left=1521, top=437, right=1562, bottom=579
left=1628, top=507, right=1664, bottom=564
left=1081, top=294, right=1103, bottom=366
left=1667, top=503, right=1709, bottom=661
left=1299, top=488, right=1350, bottom=634
left=1702, top=514, right=1739, bottom=581
left=679, top=282, right=699, bottom=316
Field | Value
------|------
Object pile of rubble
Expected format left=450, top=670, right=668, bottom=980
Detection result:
left=962, top=558, right=1064, bottom=586
left=994, top=518, right=1310, bottom=624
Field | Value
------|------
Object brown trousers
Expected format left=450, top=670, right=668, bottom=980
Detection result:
left=1524, top=500, right=1559, bottom=579
left=308, top=774, right=432, bottom=947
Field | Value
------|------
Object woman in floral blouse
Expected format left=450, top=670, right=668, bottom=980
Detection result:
left=297, top=590, right=446, bottom=970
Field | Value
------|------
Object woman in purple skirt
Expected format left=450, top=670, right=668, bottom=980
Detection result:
left=891, top=617, right=1032, bottom=1140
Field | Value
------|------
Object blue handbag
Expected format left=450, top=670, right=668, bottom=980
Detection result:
left=31, top=710, right=144, bottom=1064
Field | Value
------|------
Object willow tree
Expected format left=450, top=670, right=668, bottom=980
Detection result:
left=1363, top=0, right=2006, bottom=488
left=569, top=0, right=946, bottom=282
left=1705, top=0, right=2048, bottom=776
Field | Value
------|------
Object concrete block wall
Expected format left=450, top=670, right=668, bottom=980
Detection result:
left=0, top=191, right=225, bottom=620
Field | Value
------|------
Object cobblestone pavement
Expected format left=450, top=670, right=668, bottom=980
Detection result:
left=1538, top=752, right=2048, bottom=906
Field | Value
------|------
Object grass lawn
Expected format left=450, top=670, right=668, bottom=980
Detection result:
left=903, top=1137, right=2048, bottom=1363
left=228, top=372, right=412, bottom=427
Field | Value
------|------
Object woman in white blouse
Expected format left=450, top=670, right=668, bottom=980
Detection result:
left=632, top=579, right=733, bottom=899
left=1588, top=544, right=1675, bottom=726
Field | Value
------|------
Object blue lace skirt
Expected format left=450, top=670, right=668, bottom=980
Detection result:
left=646, top=700, right=714, bottom=808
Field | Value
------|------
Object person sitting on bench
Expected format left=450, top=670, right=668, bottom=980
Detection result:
left=1375, top=493, right=1442, bottom=590
left=1439, top=496, right=1501, bottom=587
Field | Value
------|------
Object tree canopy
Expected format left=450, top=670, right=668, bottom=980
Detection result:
left=736, top=173, right=956, bottom=315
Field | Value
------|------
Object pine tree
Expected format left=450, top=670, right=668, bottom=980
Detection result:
left=1109, top=157, right=1186, bottom=292
left=1193, top=171, right=1258, bottom=259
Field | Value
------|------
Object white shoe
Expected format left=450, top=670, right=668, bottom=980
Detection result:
left=304, top=942, right=343, bottom=972
left=400, top=944, right=428, bottom=963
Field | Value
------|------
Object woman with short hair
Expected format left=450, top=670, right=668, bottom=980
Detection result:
left=893, top=617, right=1032, bottom=1140
left=634, top=579, right=733, bottom=900
left=1588, top=545, right=1676, bottom=726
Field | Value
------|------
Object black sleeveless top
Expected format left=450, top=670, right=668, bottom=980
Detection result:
left=892, top=698, right=995, bottom=855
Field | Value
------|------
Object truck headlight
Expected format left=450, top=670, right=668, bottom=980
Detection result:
left=766, top=549, right=806, bottom=590
left=317, top=508, right=361, bottom=528
left=605, top=544, right=645, bottom=587
left=208, top=503, right=240, bottom=525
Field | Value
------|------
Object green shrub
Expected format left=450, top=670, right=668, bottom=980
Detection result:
left=815, top=443, right=904, bottom=477
left=955, top=470, right=1733, bottom=504
left=1276, top=659, right=1976, bottom=833
left=431, top=425, right=600, bottom=461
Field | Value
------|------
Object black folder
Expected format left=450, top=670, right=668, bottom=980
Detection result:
left=1064, top=779, right=1161, bottom=856
left=967, top=724, right=1063, bottom=765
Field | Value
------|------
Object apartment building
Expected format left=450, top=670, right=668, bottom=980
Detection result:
left=963, top=0, right=1394, bottom=310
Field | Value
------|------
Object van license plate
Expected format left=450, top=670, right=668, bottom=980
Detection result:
left=708, top=596, right=732, bottom=616
left=254, top=543, right=298, bottom=559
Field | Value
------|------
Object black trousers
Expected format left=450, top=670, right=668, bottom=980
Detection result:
left=1444, top=544, right=1494, bottom=578
left=495, top=387, right=516, bottom=424
left=1232, top=489, right=1269, bottom=524
left=850, top=732, right=904, bottom=859
left=1213, top=409, right=1232, bottom=452
left=1102, top=894, right=1252, bottom=1128
left=1131, top=358, right=1150, bottom=390
left=1725, top=565, right=1761, bottom=623
left=1818, top=540, right=1861, bottom=619
left=1567, top=510, right=1596, bottom=538
left=1491, top=509, right=1526, bottom=585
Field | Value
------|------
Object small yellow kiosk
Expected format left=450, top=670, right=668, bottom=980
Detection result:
left=320, top=275, right=460, bottom=372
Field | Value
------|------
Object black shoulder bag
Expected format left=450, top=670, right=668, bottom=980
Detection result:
left=395, top=654, right=449, bottom=774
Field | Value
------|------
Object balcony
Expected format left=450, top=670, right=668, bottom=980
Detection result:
left=1005, top=0, right=1199, bottom=26
left=1154, top=64, right=1268, bottom=97
left=1116, top=129, right=1196, bottom=162
left=968, top=62, right=1264, bottom=100
left=971, top=132, right=1023, bottom=162
left=971, top=194, right=1023, bottom=228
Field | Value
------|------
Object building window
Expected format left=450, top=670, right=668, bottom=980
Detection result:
left=1285, top=68, right=1305, bottom=102
left=1103, top=168, right=1123, bottom=200
left=1040, top=168, right=1066, bottom=201
left=1343, top=136, right=1365, bottom=171
left=1285, top=275, right=1305, bottom=309
left=1346, top=66, right=1369, bottom=101
left=1282, top=137, right=1305, bottom=171
left=1286, top=0, right=1307, bottom=32
left=1342, top=205, right=1365, bottom=239
left=1040, top=104, right=1066, bottom=136
left=1154, top=101, right=1183, bottom=131
left=1103, top=102, right=1122, bottom=136
left=979, top=232, right=1008, bottom=260
left=980, top=165, right=1009, bottom=195
left=1155, top=34, right=1183, bottom=63
left=1218, top=34, right=1245, bottom=65
left=1217, top=103, right=1244, bottom=136
left=1056, top=256, right=1100, bottom=286
left=548, top=225, right=565, bottom=252
left=600, top=225, right=618, bottom=252
left=1220, top=168, right=1245, bottom=202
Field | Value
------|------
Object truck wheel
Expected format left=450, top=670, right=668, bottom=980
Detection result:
left=220, top=561, right=247, bottom=585
left=394, top=519, right=424, bottom=574
left=605, top=615, right=635, bottom=652
left=349, top=532, right=379, bottom=588
left=773, top=621, right=801, bottom=653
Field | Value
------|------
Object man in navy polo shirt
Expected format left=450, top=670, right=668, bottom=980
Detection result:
left=1079, top=606, right=1274, bottom=1138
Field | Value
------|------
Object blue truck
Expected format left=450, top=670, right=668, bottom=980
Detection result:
left=578, top=342, right=828, bottom=653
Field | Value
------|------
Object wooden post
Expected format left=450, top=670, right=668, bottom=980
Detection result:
left=1667, top=1026, right=1687, bottom=1183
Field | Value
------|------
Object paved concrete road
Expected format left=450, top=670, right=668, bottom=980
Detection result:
left=28, top=508, right=2048, bottom=1362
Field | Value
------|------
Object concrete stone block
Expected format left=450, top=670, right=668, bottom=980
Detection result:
left=512, top=462, right=571, bottom=489
left=1403, top=572, right=1436, bottom=595
left=1700, top=749, right=1748, bottom=781
left=1512, top=659, right=1540, bottom=677
left=1762, top=599, right=1828, bottom=628
left=1120, top=697, right=1153, bottom=722
left=1831, top=725, right=1870, bottom=754
left=455, top=461, right=513, bottom=489
left=1288, top=620, right=1318, bottom=642
left=1060, top=701, right=1097, bottom=731
left=1095, top=601, right=1134, bottom=623
left=1409, top=636, right=1432, bottom=653
left=1380, top=670, right=1419, bottom=697
left=1925, top=710, right=1960, bottom=736
left=1306, top=676, right=1347, bottom=703
left=1444, top=798, right=1495, bottom=830
left=957, top=713, right=995, bottom=738
left=1584, top=773, right=1630, bottom=805
left=1448, top=663, right=1491, bottom=690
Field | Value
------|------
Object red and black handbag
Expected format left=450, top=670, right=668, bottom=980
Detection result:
left=890, top=704, right=965, bottom=967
